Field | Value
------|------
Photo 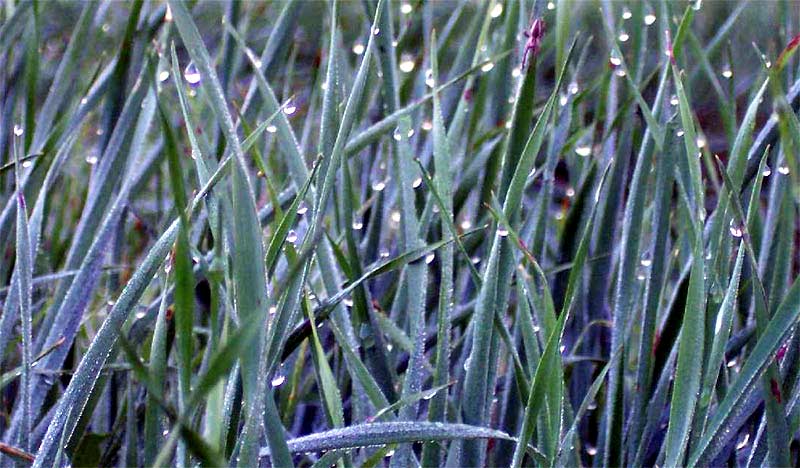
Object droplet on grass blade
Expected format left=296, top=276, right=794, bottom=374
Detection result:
left=490, top=3, right=503, bottom=18
left=183, top=62, right=201, bottom=85
left=286, top=230, right=298, bottom=244
left=13, top=124, right=23, bottom=136
left=353, top=42, right=365, bottom=55
left=729, top=220, right=743, bottom=238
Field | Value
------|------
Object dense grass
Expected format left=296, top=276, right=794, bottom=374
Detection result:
left=1, top=0, right=800, bottom=466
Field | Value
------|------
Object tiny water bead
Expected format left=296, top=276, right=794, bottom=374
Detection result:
left=271, top=374, right=286, bottom=388
left=546, top=1, right=555, bottom=10
left=460, top=219, right=472, bottom=230
left=371, top=179, right=386, bottom=191
left=421, top=120, right=433, bottom=131
left=400, top=3, right=413, bottom=14
left=352, top=42, right=365, bottom=55
left=618, top=31, right=630, bottom=42
left=490, top=3, right=503, bottom=18
left=729, top=220, right=743, bottom=238
left=412, top=176, right=423, bottom=188
left=722, top=67, right=733, bottom=79
left=86, top=155, right=99, bottom=165
left=425, top=253, right=435, bottom=264
left=568, top=81, right=579, bottom=95
left=575, top=144, right=592, bottom=157
left=183, top=62, right=201, bottom=85
left=481, top=61, right=495, bottom=72
left=762, top=165, right=772, bottom=177
left=399, top=54, right=415, bottom=73
left=286, top=229, right=298, bottom=244
left=296, top=202, right=309, bottom=215
left=158, top=70, right=170, bottom=82
left=670, top=95, right=679, bottom=106
left=425, top=68, right=435, bottom=88
left=371, top=26, right=381, bottom=36
left=497, top=226, right=509, bottom=237
left=13, top=124, right=23, bottom=136
left=352, top=219, right=364, bottom=230
left=778, top=164, right=790, bottom=175
left=266, top=124, right=277, bottom=133
left=22, top=160, right=32, bottom=168
left=283, top=100, right=297, bottom=115
left=609, top=49, right=622, bottom=67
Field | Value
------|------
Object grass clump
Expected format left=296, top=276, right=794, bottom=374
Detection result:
left=1, top=1, right=800, bottom=466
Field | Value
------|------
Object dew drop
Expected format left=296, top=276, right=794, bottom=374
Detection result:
left=640, top=256, right=652, bottom=267
left=575, top=145, right=591, bottom=157
left=644, top=12, right=656, bottom=25
left=762, top=165, right=772, bottom=177
left=425, top=68, right=435, bottom=88
left=353, top=42, right=365, bottom=55
left=22, top=160, right=32, bottom=168
left=425, top=253, right=435, bottom=264
left=422, top=120, right=433, bottom=131
left=391, top=211, right=401, bottom=223
left=622, top=7, right=632, bottom=19
left=722, top=67, right=732, bottom=79
left=13, top=124, right=23, bottom=136
left=400, top=55, right=415, bottom=73
left=670, top=95, right=679, bottom=106
left=393, top=127, right=403, bottom=141
left=481, top=61, right=495, bottom=72
left=372, top=26, right=381, bottom=36
left=183, top=62, right=201, bottom=85
left=372, top=180, right=386, bottom=191
left=497, top=227, right=509, bottom=237
left=609, top=49, right=622, bottom=67
left=271, top=374, right=286, bottom=387
left=401, top=3, right=413, bottom=14
left=559, top=94, right=569, bottom=106
left=283, top=101, right=297, bottom=115
left=615, top=69, right=627, bottom=77
left=568, top=81, right=579, bottom=95
left=460, top=219, right=472, bottom=230
left=778, top=164, right=790, bottom=175
left=286, top=229, right=298, bottom=244
left=547, top=1, right=555, bottom=10
left=565, top=187, right=575, bottom=198
left=158, top=70, right=170, bottom=82
left=380, top=248, right=390, bottom=258
left=352, top=219, right=364, bottom=230
left=490, top=3, right=503, bottom=18
left=86, top=155, right=99, bottom=165
left=512, top=67, right=521, bottom=78
left=266, top=124, right=277, bottom=133
left=729, top=220, right=743, bottom=238
left=412, top=176, right=422, bottom=188
left=618, top=31, right=630, bottom=42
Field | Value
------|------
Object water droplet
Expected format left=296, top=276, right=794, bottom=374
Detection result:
left=615, top=69, right=627, bottom=77
left=460, top=219, right=472, bottom=230
left=353, top=42, right=365, bottom=55
left=352, top=219, right=363, bottom=230
left=266, top=124, right=277, bottom=133
left=400, top=54, right=415, bottom=73
left=344, top=298, right=354, bottom=307
left=425, top=253, right=435, bottom=264
left=481, top=61, right=495, bottom=72
left=183, top=62, right=201, bottom=85
left=269, top=306, right=278, bottom=316
left=86, top=155, right=99, bottom=165
left=722, top=67, right=732, bottom=79
left=135, top=311, right=146, bottom=319
left=568, top=82, right=579, bottom=95
left=372, top=180, right=386, bottom=191
left=587, top=445, right=598, bottom=456
left=158, top=70, right=170, bottom=82
left=696, top=136, right=706, bottom=148
left=393, top=127, right=403, bottom=141
left=575, top=144, right=592, bottom=157
left=512, top=67, right=521, bottom=78
left=464, top=356, right=472, bottom=371
left=692, top=0, right=703, bottom=11
left=422, top=120, right=433, bottom=131
left=412, top=176, right=422, bottom=188
left=380, top=248, right=390, bottom=258
left=13, top=124, right=23, bottom=136
left=425, top=68, right=435, bottom=88
left=22, top=160, right=32, bottom=168
left=271, top=374, right=286, bottom=387
left=729, top=220, right=743, bottom=238
left=609, top=49, right=622, bottom=66
left=372, top=26, right=381, bottom=36
left=565, top=187, right=575, bottom=198
left=622, top=7, right=632, bottom=19
left=619, top=31, right=630, bottom=42
left=560, top=94, right=569, bottom=106
left=497, top=227, right=509, bottom=237
left=644, top=11, right=657, bottom=25
left=547, top=1, right=555, bottom=10
left=391, top=211, right=401, bottom=223
left=283, top=100, right=297, bottom=115
left=676, top=129, right=685, bottom=137
left=778, top=164, right=790, bottom=175
left=490, top=3, right=503, bottom=18
left=286, top=229, right=298, bottom=244
left=736, top=433, right=750, bottom=450
left=762, top=165, right=772, bottom=177
left=670, top=95, right=679, bottom=106
left=640, top=256, right=652, bottom=267
left=401, top=3, right=413, bottom=14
